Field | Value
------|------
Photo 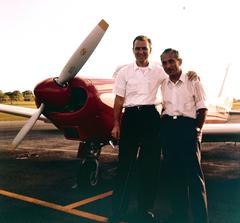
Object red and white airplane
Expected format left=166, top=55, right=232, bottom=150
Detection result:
left=1, top=19, right=240, bottom=186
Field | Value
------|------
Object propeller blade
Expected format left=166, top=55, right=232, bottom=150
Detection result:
left=57, top=19, right=109, bottom=85
left=12, top=20, right=109, bottom=148
left=12, top=103, right=45, bottom=149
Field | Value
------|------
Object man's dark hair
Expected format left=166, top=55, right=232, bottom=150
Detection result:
left=160, top=48, right=180, bottom=60
left=133, top=35, right=152, bottom=48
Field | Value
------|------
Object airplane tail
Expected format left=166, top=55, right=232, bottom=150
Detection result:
left=217, top=63, right=233, bottom=112
left=206, top=64, right=233, bottom=123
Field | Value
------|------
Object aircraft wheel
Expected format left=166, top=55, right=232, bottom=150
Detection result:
left=77, top=159, right=99, bottom=187
left=89, top=171, right=98, bottom=186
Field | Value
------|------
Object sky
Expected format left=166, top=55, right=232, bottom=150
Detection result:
left=0, top=0, right=239, bottom=98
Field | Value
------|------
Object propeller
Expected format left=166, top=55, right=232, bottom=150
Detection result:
left=56, top=19, right=109, bottom=86
left=12, top=103, right=45, bottom=149
left=12, top=19, right=109, bottom=149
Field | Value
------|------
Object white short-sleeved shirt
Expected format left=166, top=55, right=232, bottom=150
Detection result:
left=113, top=62, right=167, bottom=107
left=161, top=72, right=207, bottom=119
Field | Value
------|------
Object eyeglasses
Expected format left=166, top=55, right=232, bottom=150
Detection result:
left=134, top=47, right=149, bottom=51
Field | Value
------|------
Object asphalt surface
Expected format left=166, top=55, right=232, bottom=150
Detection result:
left=0, top=121, right=240, bottom=223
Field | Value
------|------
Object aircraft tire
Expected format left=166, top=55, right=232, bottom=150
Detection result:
left=77, top=158, right=100, bottom=187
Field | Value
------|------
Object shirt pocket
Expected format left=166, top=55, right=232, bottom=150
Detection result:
left=183, top=100, right=194, bottom=111
left=148, top=79, right=158, bottom=91
left=126, top=81, right=138, bottom=96
left=138, top=81, right=149, bottom=94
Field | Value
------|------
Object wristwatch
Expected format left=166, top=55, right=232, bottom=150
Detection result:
left=196, top=127, right=201, bottom=133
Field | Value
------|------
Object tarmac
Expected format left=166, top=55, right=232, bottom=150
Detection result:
left=0, top=121, right=239, bottom=223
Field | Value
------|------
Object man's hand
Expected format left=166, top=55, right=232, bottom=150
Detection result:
left=196, top=128, right=203, bottom=142
left=111, top=123, right=120, bottom=139
left=187, top=71, right=200, bottom=81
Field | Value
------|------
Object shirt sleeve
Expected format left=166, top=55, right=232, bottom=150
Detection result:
left=194, top=80, right=208, bottom=110
left=113, top=66, right=127, bottom=97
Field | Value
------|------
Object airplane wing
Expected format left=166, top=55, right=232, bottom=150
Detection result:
left=1, top=104, right=240, bottom=142
left=202, top=123, right=240, bottom=142
left=229, top=110, right=240, bottom=116
left=0, top=104, right=48, bottom=122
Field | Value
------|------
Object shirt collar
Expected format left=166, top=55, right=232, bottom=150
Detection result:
left=167, top=71, right=186, bottom=85
left=133, top=61, right=153, bottom=71
left=179, top=72, right=186, bottom=82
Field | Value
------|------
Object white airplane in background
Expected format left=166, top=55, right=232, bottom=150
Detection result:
left=206, top=64, right=234, bottom=124
left=0, top=19, right=240, bottom=186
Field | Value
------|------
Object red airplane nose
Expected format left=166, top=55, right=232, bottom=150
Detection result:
left=34, top=78, right=71, bottom=108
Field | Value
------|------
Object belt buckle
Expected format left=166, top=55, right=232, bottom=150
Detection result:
left=173, top=115, right=177, bottom=120
left=137, top=106, right=141, bottom=110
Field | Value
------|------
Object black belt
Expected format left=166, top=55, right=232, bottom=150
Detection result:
left=162, top=114, right=194, bottom=121
left=125, top=104, right=155, bottom=112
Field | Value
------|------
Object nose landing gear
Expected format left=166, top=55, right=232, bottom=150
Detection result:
left=76, top=141, right=103, bottom=187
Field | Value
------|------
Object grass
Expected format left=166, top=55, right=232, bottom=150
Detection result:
left=0, top=101, right=36, bottom=107
left=0, top=101, right=36, bottom=121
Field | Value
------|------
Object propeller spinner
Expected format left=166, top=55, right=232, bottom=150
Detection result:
left=12, top=19, right=109, bottom=149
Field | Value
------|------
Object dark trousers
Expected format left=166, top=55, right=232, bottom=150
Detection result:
left=161, top=116, right=209, bottom=223
left=112, top=106, right=161, bottom=217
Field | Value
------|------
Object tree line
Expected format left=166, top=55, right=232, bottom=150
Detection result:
left=0, top=90, right=35, bottom=103
left=1, top=89, right=240, bottom=104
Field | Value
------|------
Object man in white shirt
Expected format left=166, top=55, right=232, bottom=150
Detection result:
left=160, top=48, right=209, bottom=223
left=111, top=35, right=165, bottom=223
